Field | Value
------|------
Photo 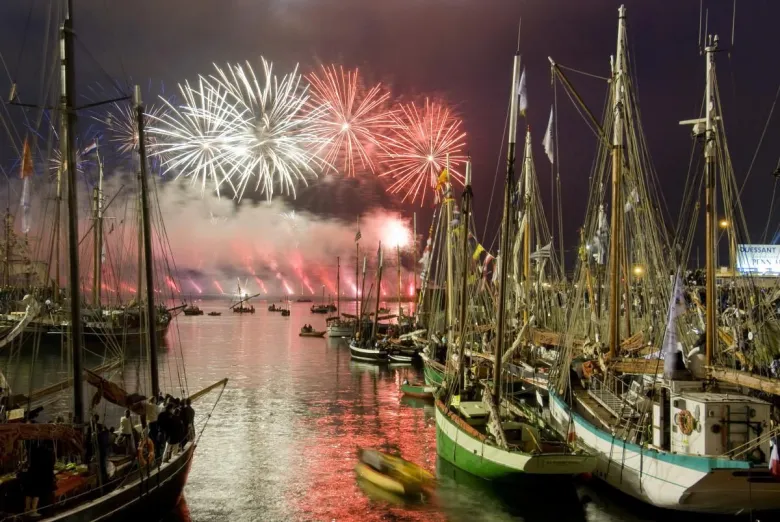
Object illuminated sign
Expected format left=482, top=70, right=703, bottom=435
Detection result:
left=736, top=244, right=780, bottom=275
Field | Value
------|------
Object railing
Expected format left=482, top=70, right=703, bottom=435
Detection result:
left=588, top=373, right=637, bottom=420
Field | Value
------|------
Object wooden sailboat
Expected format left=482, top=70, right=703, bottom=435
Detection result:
left=1, top=8, right=228, bottom=512
left=327, top=256, right=353, bottom=337
left=349, top=247, right=389, bottom=362
left=433, top=48, right=596, bottom=478
left=548, top=6, right=780, bottom=513
left=230, top=280, right=258, bottom=314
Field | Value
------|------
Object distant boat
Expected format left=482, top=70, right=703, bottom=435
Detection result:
left=207, top=311, right=221, bottom=316
left=296, top=297, right=312, bottom=303
left=310, top=304, right=329, bottom=314
left=183, top=304, right=204, bottom=316
left=268, top=304, right=283, bottom=312
left=230, top=280, right=259, bottom=314
left=400, top=380, right=435, bottom=400
left=299, top=326, right=325, bottom=337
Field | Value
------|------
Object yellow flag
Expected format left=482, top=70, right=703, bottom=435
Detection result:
left=435, top=168, right=449, bottom=191
left=472, top=243, right=485, bottom=260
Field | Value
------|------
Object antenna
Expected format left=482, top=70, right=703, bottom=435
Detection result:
left=730, top=0, right=736, bottom=49
left=516, top=18, right=522, bottom=54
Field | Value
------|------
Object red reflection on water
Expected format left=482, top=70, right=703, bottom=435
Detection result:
left=289, top=366, right=443, bottom=521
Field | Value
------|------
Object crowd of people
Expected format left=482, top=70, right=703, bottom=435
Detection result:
left=84, top=394, right=196, bottom=485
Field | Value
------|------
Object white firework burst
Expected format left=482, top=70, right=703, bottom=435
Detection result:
left=150, top=58, right=322, bottom=201
left=104, top=101, right=167, bottom=155
left=149, top=76, right=247, bottom=197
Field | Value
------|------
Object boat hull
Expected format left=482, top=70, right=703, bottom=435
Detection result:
left=549, top=391, right=780, bottom=513
left=299, top=331, right=326, bottom=338
left=400, top=383, right=435, bottom=399
left=349, top=342, right=388, bottom=362
left=420, top=354, right=444, bottom=386
left=47, top=442, right=194, bottom=522
left=326, top=324, right=353, bottom=338
left=435, top=401, right=596, bottom=478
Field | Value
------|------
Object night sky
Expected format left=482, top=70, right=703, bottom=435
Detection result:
left=2, top=0, right=779, bottom=265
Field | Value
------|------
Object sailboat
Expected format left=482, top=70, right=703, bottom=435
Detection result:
left=1, top=3, right=227, bottom=516
left=349, top=246, right=389, bottom=362
left=230, top=279, right=258, bottom=314
left=548, top=6, right=780, bottom=513
left=433, top=48, right=596, bottom=478
left=327, top=257, right=353, bottom=337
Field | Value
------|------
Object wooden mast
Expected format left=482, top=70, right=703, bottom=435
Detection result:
left=135, top=85, right=160, bottom=397
left=607, top=5, right=627, bottom=359
left=62, top=0, right=85, bottom=424
left=522, top=129, right=532, bottom=327
left=493, top=52, right=521, bottom=406
left=336, top=256, right=340, bottom=318
left=704, top=35, right=719, bottom=366
left=92, top=146, right=104, bottom=306
left=456, top=159, right=473, bottom=394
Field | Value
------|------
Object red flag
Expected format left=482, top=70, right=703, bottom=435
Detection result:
left=20, top=138, right=33, bottom=179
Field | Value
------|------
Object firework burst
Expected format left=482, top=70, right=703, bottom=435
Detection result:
left=104, top=100, right=168, bottom=155
left=150, top=75, right=247, bottom=197
left=379, top=98, right=467, bottom=205
left=306, top=65, right=392, bottom=177
left=150, top=58, right=320, bottom=201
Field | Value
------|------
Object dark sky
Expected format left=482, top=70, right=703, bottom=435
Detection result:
left=2, top=0, right=779, bottom=262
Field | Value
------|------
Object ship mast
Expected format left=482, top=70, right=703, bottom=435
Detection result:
left=135, top=85, right=161, bottom=397
left=336, top=256, right=340, bottom=318
left=455, top=159, right=473, bottom=394
left=92, top=146, right=104, bottom=306
left=445, top=154, right=455, bottom=342
left=522, top=129, right=533, bottom=326
left=493, top=52, right=521, bottom=406
left=62, top=0, right=85, bottom=424
left=607, top=5, right=627, bottom=358
left=704, top=35, right=719, bottom=365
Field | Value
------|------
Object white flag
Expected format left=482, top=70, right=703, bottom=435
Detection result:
left=518, top=68, right=528, bottom=116
left=542, top=106, right=554, bottom=164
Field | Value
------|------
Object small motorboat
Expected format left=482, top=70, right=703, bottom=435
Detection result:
left=281, top=309, right=291, bottom=317
left=389, top=352, right=414, bottom=364
left=296, top=297, right=312, bottom=303
left=207, top=311, right=222, bottom=316
left=400, top=380, right=435, bottom=400
left=355, top=448, right=434, bottom=497
left=268, top=304, right=282, bottom=312
left=299, top=326, right=326, bottom=338
left=232, top=305, right=255, bottom=314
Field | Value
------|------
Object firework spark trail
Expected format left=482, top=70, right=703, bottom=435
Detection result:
left=379, top=98, right=467, bottom=205
left=150, top=76, right=246, bottom=197
left=212, top=59, right=324, bottom=200
left=213, top=280, right=225, bottom=294
left=306, top=65, right=392, bottom=177
left=104, top=101, right=167, bottom=155
left=189, top=278, right=203, bottom=293
left=254, top=276, right=268, bottom=294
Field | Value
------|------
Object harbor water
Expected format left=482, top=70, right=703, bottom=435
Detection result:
left=12, top=300, right=763, bottom=521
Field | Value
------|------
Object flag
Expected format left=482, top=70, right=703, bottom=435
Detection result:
left=542, top=106, right=554, bottom=164
left=20, top=138, right=33, bottom=234
left=435, top=168, right=449, bottom=191
left=472, top=243, right=485, bottom=261
left=518, top=68, right=528, bottom=116
left=81, top=140, right=98, bottom=156
left=771, top=436, right=780, bottom=477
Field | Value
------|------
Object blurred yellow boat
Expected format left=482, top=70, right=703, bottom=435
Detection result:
left=356, top=448, right=435, bottom=497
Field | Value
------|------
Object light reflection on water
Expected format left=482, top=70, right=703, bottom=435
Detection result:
left=9, top=299, right=762, bottom=521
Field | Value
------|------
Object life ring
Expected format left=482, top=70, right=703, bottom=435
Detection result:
left=137, top=437, right=155, bottom=466
left=677, top=410, right=695, bottom=436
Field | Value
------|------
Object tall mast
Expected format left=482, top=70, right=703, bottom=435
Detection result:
left=135, top=85, right=160, bottom=397
left=3, top=211, right=9, bottom=286
left=371, top=245, right=384, bottom=340
left=92, top=146, right=104, bottom=306
left=607, top=5, right=627, bottom=358
left=493, top=52, right=521, bottom=406
left=62, top=0, right=85, bottom=425
left=456, top=159, right=473, bottom=394
left=336, top=256, right=340, bottom=317
left=359, top=255, right=367, bottom=322
left=413, top=212, right=418, bottom=305
left=522, top=129, right=532, bottom=326
left=704, top=35, right=719, bottom=366
left=444, top=154, right=455, bottom=343
left=397, top=244, right=401, bottom=313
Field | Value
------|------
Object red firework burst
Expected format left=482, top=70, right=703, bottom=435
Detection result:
left=379, top=98, right=467, bottom=205
left=306, top=65, right=393, bottom=177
